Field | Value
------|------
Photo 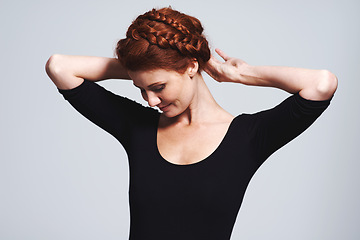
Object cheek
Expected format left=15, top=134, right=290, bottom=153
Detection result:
left=163, top=87, right=180, bottom=103
left=166, top=78, right=194, bottom=106
left=171, top=89, right=189, bottom=105
left=179, top=82, right=195, bottom=103
left=168, top=92, right=193, bottom=113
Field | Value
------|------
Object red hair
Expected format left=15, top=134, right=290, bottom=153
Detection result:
left=115, top=7, right=210, bottom=74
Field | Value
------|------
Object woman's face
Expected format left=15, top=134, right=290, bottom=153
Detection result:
left=128, top=68, right=197, bottom=117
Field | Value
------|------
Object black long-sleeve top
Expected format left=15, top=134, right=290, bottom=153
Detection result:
left=58, top=79, right=331, bottom=240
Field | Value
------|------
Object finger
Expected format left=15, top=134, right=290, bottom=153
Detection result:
left=215, top=48, right=231, bottom=61
left=209, top=55, right=222, bottom=65
left=205, top=56, right=220, bottom=71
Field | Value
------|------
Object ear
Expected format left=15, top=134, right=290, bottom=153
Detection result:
left=186, top=59, right=199, bottom=78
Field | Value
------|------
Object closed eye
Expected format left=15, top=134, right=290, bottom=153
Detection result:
left=151, top=84, right=165, bottom=92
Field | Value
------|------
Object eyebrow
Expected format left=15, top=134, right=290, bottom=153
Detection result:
left=133, top=82, right=162, bottom=89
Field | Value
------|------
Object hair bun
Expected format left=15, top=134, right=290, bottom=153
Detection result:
left=116, top=7, right=210, bottom=73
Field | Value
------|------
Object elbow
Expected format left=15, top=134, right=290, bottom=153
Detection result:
left=45, top=54, right=65, bottom=81
left=316, top=70, right=338, bottom=100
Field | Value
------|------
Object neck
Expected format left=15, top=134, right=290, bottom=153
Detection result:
left=170, top=73, right=229, bottom=125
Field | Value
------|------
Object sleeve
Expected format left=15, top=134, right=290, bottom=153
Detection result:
left=57, top=79, right=159, bottom=146
left=249, top=92, right=332, bottom=163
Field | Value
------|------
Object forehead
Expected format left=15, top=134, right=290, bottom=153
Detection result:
left=129, top=69, right=183, bottom=88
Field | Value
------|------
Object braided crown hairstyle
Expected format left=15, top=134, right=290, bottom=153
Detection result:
left=116, top=7, right=211, bottom=73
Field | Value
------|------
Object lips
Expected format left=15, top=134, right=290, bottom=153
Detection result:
left=159, top=103, right=171, bottom=111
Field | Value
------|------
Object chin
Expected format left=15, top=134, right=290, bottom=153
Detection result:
left=159, top=104, right=187, bottom=118
left=162, top=111, right=177, bottom=118
left=161, top=107, right=181, bottom=118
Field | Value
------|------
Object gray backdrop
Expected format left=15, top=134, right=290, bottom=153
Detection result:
left=1, top=0, right=359, bottom=239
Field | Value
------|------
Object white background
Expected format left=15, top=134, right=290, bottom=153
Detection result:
left=1, top=0, right=359, bottom=239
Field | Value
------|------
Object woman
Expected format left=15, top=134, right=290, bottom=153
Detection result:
left=45, top=7, right=337, bottom=240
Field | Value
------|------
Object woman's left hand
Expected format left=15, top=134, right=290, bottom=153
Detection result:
left=204, top=48, right=337, bottom=101
left=204, top=48, right=249, bottom=83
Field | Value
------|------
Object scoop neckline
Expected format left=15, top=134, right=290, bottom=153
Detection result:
left=154, top=115, right=239, bottom=167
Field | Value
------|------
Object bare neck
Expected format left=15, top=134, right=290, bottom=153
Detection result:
left=163, top=73, right=233, bottom=126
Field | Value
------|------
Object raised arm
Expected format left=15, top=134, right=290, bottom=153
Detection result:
left=204, top=49, right=338, bottom=101
left=45, top=55, right=130, bottom=90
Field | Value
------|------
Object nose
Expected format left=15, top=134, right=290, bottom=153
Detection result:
left=146, top=92, right=161, bottom=107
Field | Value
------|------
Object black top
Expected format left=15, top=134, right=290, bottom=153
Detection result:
left=58, top=79, right=331, bottom=240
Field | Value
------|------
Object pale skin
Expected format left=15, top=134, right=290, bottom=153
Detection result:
left=46, top=49, right=338, bottom=165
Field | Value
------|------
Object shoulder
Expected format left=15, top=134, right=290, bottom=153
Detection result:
left=240, top=93, right=332, bottom=120
left=58, top=79, right=160, bottom=122
left=229, top=92, right=332, bottom=132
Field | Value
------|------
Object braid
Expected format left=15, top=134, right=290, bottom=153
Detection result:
left=129, top=8, right=207, bottom=60
left=139, top=9, right=191, bottom=36
left=116, top=7, right=210, bottom=73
